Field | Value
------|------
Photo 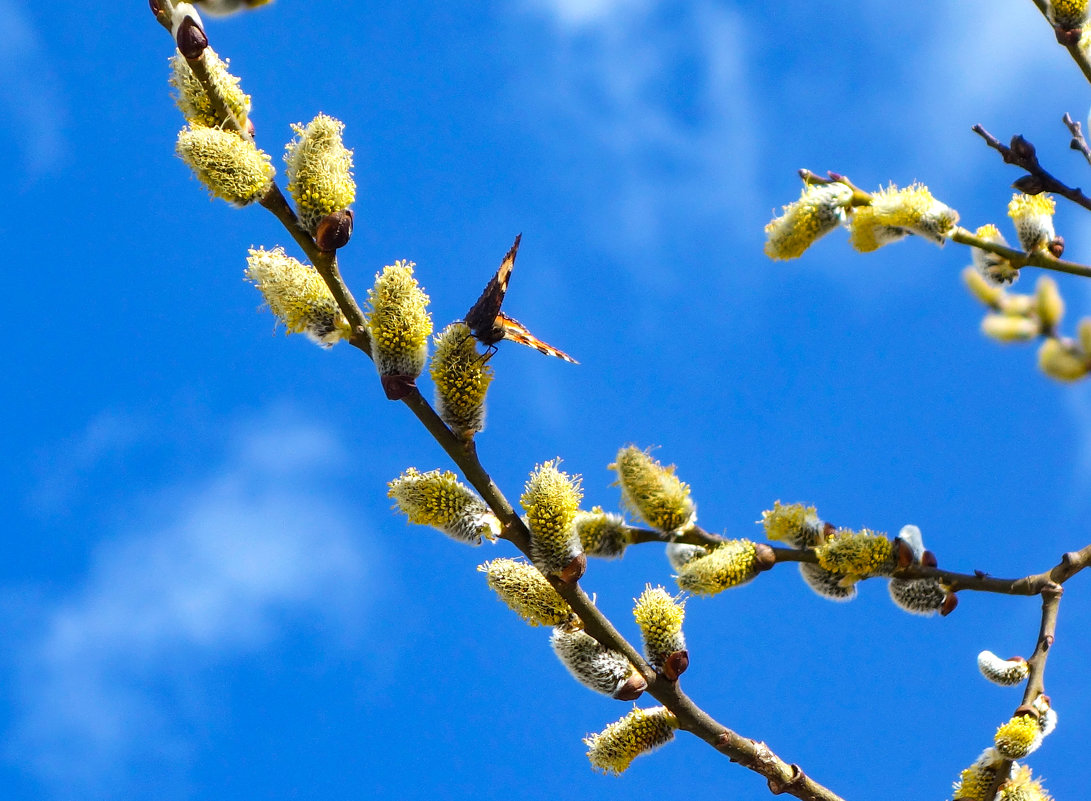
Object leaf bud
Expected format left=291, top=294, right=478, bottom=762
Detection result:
left=315, top=210, right=354, bottom=252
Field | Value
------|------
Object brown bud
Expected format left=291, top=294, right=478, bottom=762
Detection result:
left=1010, top=135, right=1037, bottom=162
left=662, top=649, right=690, bottom=682
left=245, top=117, right=256, bottom=138
left=895, top=538, right=914, bottom=569
left=1013, top=174, right=1047, bottom=195
left=1048, top=236, right=1066, bottom=258
left=315, top=209, right=354, bottom=252
left=380, top=373, right=416, bottom=401
left=149, top=0, right=163, bottom=15
left=921, top=550, right=938, bottom=568
left=557, top=552, right=587, bottom=585
left=753, top=542, right=776, bottom=572
left=1055, top=25, right=1083, bottom=47
left=612, top=672, right=648, bottom=701
left=940, top=592, right=958, bottom=617
left=177, top=16, right=208, bottom=60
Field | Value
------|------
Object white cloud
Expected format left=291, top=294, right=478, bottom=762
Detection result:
left=0, top=0, right=67, bottom=178
left=526, top=0, right=653, bottom=28
left=514, top=0, right=759, bottom=255
left=7, top=416, right=370, bottom=797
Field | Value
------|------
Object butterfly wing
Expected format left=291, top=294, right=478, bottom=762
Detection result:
left=465, top=234, right=521, bottom=346
left=496, top=312, right=579, bottom=364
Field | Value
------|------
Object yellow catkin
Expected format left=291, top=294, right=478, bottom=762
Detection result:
left=611, top=446, right=696, bottom=534
left=632, top=586, right=685, bottom=668
left=675, top=539, right=762, bottom=596
left=584, top=707, right=679, bottom=775
left=814, top=528, right=895, bottom=580
left=763, top=183, right=853, bottom=260
left=478, top=559, right=573, bottom=626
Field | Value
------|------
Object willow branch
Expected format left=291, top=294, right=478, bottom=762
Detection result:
left=154, top=1, right=371, bottom=351
left=1030, top=0, right=1091, bottom=85
left=949, top=226, right=1091, bottom=278
left=972, top=124, right=1091, bottom=211
left=982, top=579, right=1065, bottom=801
left=1063, top=112, right=1091, bottom=166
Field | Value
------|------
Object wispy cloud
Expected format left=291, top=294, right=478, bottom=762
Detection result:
left=0, top=0, right=67, bottom=179
left=6, top=416, right=370, bottom=798
left=513, top=0, right=759, bottom=255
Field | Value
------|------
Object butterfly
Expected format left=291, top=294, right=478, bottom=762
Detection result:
left=464, top=234, right=578, bottom=364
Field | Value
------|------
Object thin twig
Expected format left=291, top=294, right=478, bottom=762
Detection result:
left=972, top=124, right=1091, bottom=212
left=1062, top=112, right=1091, bottom=166
left=981, top=580, right=1065, bottom=801
left=949, top=226, right=1091, bottom=279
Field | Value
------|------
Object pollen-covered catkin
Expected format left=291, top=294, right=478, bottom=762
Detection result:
left=995, top=714, right=1043, bottom=759
left=584, top=706, right=679, bottom=775
left=551, top=626, right=646, bottom=699
left=970, top=224, right=1019, bottom=286
left=761, top=500, right=822, bottom=548
left=478, top=559, right=573, bottom=626
left=176, top=125, right=274, bottom=205
left=611, top=446, right=696, bottom=534
left=665, top=542, right=707, bottom=571
left=388, top=468, right=500, bottom=545
left=849, top=183, right=958, bottom=252
left=169, top=48, right=251, bottom=130
left=977, top=651, right=1030, bottom=686
left=1037, top=338, right=1089, bottom=381
left=998, top=764, right=1053, bottom=801
left=632, top=586, right=686, bottom=672
left=245, top=247, right=350, bottom=347
left=365, top=261, right=432, bottom=383
left=1049, top=0, right=1090, bottom=29
left=674, top=539, right=773, bottom=596
left=520, top=461, right=584, bottom=578
left=799, top=561, right=856, bottom=601
left=814, top=528, right=896, bottom=583
left=1008, top=193, right=1056, bottom=252
left=951, top=748, right=1016, bottom=801
left=763, top=182, right=853, bottom=260
left=430, top=323, right=493, bottom=438
left=575, top=507, right=631, bottom=558
left=284, top=114, right=356, bottom=235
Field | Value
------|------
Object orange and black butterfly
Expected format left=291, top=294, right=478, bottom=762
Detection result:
left=464, top=234, right=578, bottom=364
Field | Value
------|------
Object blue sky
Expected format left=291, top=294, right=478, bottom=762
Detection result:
left=2, top=1, right=1090, bottom=799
